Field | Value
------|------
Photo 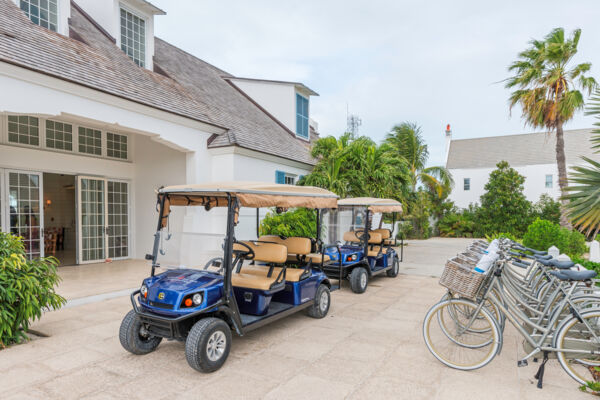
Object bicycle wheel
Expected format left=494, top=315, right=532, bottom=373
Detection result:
left=440, top=291, right=503, bottom=339
left=555, top=309, right=600, bottom=385
left=423, top=298, right=501, bottom=370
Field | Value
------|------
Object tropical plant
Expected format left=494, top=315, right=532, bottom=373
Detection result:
left=565, top=89, right=600, bottom=237
left=302, top=132, right=410, bottom=201
left=506, top=27, right=597, bottom=227
left=476, top=161, right=534, bottom=237
left=259, top=208, right=317, bottom=238
left=522, top=218, right=587, bottom=258
left=0, top=232, right=65, bottom=347
left=437, top=210, right=475, bottom=238
left=384, top=122, right=453, bottom=200
left=403, top=191, right=432, bottom=239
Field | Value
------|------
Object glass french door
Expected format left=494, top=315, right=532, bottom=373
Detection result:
left=77, top=177, right=129, bottom=264
left=5, top=170, right=43, bottom=260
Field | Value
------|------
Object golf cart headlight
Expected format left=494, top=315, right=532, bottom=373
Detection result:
left=192, top=293, right=203, bottom=305
left=351, top=254, right=357, bottom=261
left=140, top=284, right=148, bottom=298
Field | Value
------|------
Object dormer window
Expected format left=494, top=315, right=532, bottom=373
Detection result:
left=120, top=7, right=146, bottom=67
left=20, top=0, right=58, bottom=32
left=296, top=93, right=309, bottom=139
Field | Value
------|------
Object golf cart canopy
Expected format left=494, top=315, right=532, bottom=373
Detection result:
left=158, top=182, right=338, bottom=225
left=337, top=197, right=403, bottom=213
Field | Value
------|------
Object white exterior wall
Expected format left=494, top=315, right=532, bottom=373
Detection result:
left=230, top=80, right=299, bottom=134
left=75, top=0, right=157, bottom=70
left=449, top=164, right=562, bottom=208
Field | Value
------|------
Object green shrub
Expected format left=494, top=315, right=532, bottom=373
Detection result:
left=396, top=221, right=413, bottom=240
left=0, top=232, right=65, bottom=347
left=475, top=161, right=534, bottom=237
left=259, top=208, right=317, bottom=238
left=572, top=258, right=600, bottom=271
left=522, top=218, right=588, bottom=258
left=533, top=194, right=561, bottom=224
left=438, top=211, right=475, bottom=238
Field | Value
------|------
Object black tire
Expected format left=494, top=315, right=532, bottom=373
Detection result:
left=349, top=267, right=368, bottom=293
left=119, top=310, right=162, bottom=355
left=185, top=318, right=232, bottom=373
left=386, top=255, right=399, bottom=277
left=307, top=284, right=331, bottom=318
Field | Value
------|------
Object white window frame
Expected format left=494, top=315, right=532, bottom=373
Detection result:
left=118, top=3, right=149, bottom=68
left=2, top=114, right=132, bottom=162
left=284, top=173, right=297, bottom=185
left=464, top=178, right=470, bottom=191
left=14, top=0, right=61, bottom=33
left=545, top=174, right=553, bottom=189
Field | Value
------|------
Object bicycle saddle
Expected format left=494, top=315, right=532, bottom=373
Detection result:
left=551, top=260, right=575, bottom=269
left=549, top=269, right=596, bottom=281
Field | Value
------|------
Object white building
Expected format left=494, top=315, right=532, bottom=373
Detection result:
left=0, top=0, right=321, bottom=264
left=445, top=127, right=599, bottom=208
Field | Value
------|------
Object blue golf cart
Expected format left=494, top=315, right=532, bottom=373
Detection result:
left=119, top=182, right=338, bottom=372
left=321, top=197, right=403, bottom=293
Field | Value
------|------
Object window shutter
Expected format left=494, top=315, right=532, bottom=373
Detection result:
left=275, top=170, right=285, bottom=184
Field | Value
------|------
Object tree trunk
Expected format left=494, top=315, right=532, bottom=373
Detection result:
left=555, top=123, right=572, bottom=229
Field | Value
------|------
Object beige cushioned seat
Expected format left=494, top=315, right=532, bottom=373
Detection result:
left=343, top=230, right=383, bottom=244
left=231, top=273, right=280, bottom=290
left=305, top=253, right=330, bottom=263
left=368, top=246, right=383, bottom=257
left=240, top=265, right=306, bottom=282
left=259, top=235, right=311, bottom=263
left=233, top=241, right=287, bottom=264
left=371, top=229, right=391, bottom=240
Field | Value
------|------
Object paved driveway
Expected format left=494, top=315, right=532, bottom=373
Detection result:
left=0, top=239, right=586, bottom=399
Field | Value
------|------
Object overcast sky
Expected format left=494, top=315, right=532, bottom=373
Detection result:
left=152, top=0, right=600, bottom=166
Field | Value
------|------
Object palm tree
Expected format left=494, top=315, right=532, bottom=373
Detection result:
left=565, top=89, right=600, bottom=236
left=384, top=122, right=453, bottom=205
left=506, top=28, right=597, bottom=227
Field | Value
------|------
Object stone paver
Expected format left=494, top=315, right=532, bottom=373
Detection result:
left=0, top=238, right=588, bottom=399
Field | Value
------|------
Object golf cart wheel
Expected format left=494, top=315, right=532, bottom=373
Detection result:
left=185, top=318, right=232, bottom=373
left=386, top=255, right=400, bottom=278
left=349, top=267, right=368, bottom=294
left=119, top=310, right=162, bottom=355
left=307, top=284, right=331, bottom=319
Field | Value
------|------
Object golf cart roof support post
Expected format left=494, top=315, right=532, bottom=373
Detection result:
left=364, top=208, right=371, bottom=256
left=316, top=209, right=321, bottom=245
left=151, top=194, right=167, bottom=277
left=223, top=194, right=235, bottom=297
left=256, top=208, right=259, bottom=238
left=391, top=213, right=396, bottom=236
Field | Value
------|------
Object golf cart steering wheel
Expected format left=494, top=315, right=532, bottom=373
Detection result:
left=233, top=240, right=255, bottom=260
left=203, top=257, right=224, bottom=274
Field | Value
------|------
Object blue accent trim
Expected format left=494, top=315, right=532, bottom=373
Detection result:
left=275, top=170, right=286, bottom=184
left=295, top=93, right=309, bottom=139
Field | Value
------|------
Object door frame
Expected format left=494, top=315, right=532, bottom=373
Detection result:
left=4, top=169, right=44, bottom=258
left=76, top=176, right=132, bottom=264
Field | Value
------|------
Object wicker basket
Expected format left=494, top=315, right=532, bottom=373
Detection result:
left=439, top=257, right=486, bottom=299
left=457, top=252, right=479, bottom=266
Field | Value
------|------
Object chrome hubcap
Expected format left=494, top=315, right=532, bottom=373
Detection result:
left=360, top=272, right=367, bottom=288
left=320, top=290, right=329, bottom=312
left=206, top=330, right=226, bottom=361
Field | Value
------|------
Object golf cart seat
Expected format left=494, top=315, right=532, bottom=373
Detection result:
left=241, top=265, right=308, bottom=282
left=343, top=230, right=383, bottom=244
left=258, top=235, right=312, bottom=263
left=232, top=241, right=289, bottom=316
left=368, top=246, right=383, bottom=257
left=372, top=229, right=395, bottom=245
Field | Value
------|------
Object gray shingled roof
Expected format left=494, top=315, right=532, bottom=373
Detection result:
left=153, top=39, right=316, bottom=165
left=446, top=129, right=599, bottom=169
left=0, top=0, right=316, bottom=165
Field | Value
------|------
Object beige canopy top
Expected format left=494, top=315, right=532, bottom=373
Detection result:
left=159, top=181, right=338, bottom=209
left=337, top=197, right=403, bottom=213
